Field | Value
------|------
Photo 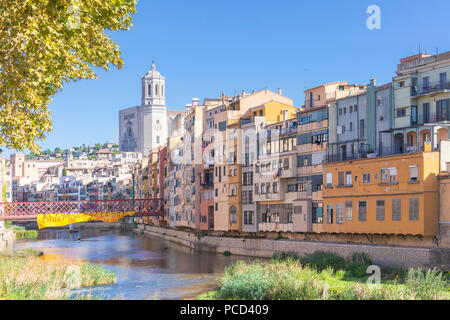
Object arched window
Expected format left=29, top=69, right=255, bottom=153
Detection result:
left=155, top=84, right=159, bottom=96
left=147, top=84, right=151, bottom=96
left=229, top=205, right=237, bottom=224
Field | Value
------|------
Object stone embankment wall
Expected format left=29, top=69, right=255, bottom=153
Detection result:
left=136, top=224, right=450, bottom=270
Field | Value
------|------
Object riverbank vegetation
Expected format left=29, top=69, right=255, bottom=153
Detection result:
left=0, top=249, right=116, bottom=300
left=198, top=251, right=449, bottom=300
left=4, top=221, right=38, bottom=240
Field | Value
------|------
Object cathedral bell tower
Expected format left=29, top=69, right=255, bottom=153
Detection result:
left=142, top=61, right=165, bottom=106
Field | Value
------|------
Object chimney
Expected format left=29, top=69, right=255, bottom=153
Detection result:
left=370, top=78, right=376, bottom=86
left=278, top=88, right=282, bottom=95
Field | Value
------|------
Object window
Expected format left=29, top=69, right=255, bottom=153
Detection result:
left=244, top=211, right=253, bottom=225
left=380, top=167, right=397, bottom=184
left=440, top=72, right=447, bottom=87
left=336, top=204, right=344, bottom=224
left=345, top=201, right=353, bottom=221
left=350, top=105, right=353, bottom=113
left=362, top=173, right=370, bottom=183
left=255, top=183, right=259, bottom=195
left=261, top=184, right=265, bottom=194
left=349, top=122, right=353, bottom=132
left=409, top=198, right=419, bottom=221
left=397, top=81, right=405, bottom=88
left=229, top=206, right=237, bottom=224
left=345, top=172, right=352, bottom=186
left=218, top=121, right=227, bottom=131
left=409, top=165, right=419, bottom=182
left=411, top=106, right=418, bottom=125
left=326, top=173, right=333, bottom=188
left=389, top=167, right=398, bottom=184
left=423, top=103, right=430, bottom=123
left=338, top=172, right=345, bottom=187
left=380, top=168, right=389, bottom=183
left=376, top=200, right=385, bottom=221
left=273, top=182, right=278, bottom=193
left=422, top=76, right=430, bottom=90
left=396, top=108, right=407, bottom=118
left=392, top=198, right=401, bottom=221
left=358, top=201, right=367, bottom=221
left=312, top=203, right=323, bottom=224
left=156, top=136, right=160, bottom=144
left=326, top=204, right=334, bottom=224
left=359, top=120, right=366, bottom=139
left=436, top=99, right=449, bottom=122
left=354, top=105, right=358, bottom=112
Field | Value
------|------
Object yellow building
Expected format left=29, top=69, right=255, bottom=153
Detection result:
left=322, top=151, right=440, bottom=236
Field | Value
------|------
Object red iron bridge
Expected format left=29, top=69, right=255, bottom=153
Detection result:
left=0, top=199, right=165, bottom=221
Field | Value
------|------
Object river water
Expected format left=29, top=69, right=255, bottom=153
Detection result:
left=13, top=228, right=254, bottom=300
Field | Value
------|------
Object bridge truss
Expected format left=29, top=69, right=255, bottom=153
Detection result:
left=0, top=199, right=165, bottom=221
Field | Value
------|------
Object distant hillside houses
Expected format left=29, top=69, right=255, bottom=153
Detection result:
left=3, top=150, right=141, bottom=202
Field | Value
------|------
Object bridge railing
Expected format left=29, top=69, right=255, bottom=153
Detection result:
left=0, top=199, right=164, bottom=220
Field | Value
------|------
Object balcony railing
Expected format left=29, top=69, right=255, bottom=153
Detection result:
left=411, top=81, right=450, bottom=97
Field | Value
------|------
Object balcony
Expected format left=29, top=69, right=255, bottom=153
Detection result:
left=411, top=80, right=450, bottom=97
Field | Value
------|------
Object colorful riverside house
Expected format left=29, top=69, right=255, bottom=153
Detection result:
left=380, top=51, right=450, bottom=155
left=295, top=82, right=367, bottom=233
left=213, top=90, right=295, bottom=231
left=327, top=79, right=393, bottom=162
left=322, top=145, right=450, bottom=242
left=253, top=107, right=299, bottom=232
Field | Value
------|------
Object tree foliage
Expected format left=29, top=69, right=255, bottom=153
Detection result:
left=0, top=0, right=137, bottom=153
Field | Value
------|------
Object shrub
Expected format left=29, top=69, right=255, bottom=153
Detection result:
left=349, top=252, right=373, bottom=266
left=272, top=251, right=300, bottom=262
left=345, top=263, right=369, bottom=278
left=300, top=251, right=347, bottom=272
left=405, top=268, right=448, bottom=300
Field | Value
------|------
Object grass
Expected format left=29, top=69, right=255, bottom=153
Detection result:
left=0, top=249, right=116, bottom=300
left=3, top=221, right=38, bottom=240
left=202, top=251, right=449, bottom=300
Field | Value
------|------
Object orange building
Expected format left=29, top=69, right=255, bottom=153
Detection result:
left=322, top=151, right=440, bottom=236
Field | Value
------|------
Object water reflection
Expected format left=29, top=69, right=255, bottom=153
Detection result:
left=14, top=229, right=256, bottom=300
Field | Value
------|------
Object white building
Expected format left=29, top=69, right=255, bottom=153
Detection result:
left=119, top=62, right=182, bottom=156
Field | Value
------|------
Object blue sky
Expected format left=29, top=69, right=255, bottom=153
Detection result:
left=3, top=0, right=450, bottom=157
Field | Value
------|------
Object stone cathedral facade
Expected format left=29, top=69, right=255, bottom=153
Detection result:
left=119, top=63, right=169, bottom=156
